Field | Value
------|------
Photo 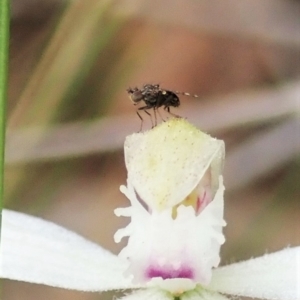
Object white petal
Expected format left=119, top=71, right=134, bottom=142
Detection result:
left=209, top=247, right=300, bottom=300
left=120, top=288, right=173, bottom=300
left=0, top=209, right=138, bottom=291
left=115, top=177, right=226, bottom=288
left=124, top=118, right=224, bottom=210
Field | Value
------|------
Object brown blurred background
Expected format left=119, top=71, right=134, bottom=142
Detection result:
left=3, top=0, right=300, bottom=299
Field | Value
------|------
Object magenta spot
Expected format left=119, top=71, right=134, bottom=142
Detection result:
left=197, top=190, right=212, bottom=214
left=146, top=267, right=194, bottom=280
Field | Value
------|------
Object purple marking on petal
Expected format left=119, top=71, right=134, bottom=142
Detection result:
left=146, top=267, right=194, bottom=280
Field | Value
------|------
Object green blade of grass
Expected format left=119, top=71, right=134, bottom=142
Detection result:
left=0, top=0, right=9, bottom=210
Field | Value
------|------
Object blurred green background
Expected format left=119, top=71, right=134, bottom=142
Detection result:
left=3, top=0, right=300, bottom=299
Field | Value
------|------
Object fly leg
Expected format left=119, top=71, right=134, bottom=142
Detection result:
left=164, top=106, right=181, bottom=119
left=136, top=111, right=144, bottom=132
left=157, top=108, right=166, bottom=122
left=137, top=105, right=154, bottom=130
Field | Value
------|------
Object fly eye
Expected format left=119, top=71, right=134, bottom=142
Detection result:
left=129, top=91, right=143, bottom=103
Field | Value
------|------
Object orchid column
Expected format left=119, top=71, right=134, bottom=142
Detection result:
left=115, top=118, right=226, bottom=293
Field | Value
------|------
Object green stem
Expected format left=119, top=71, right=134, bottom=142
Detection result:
left=0, top=0, right=9, bottom=210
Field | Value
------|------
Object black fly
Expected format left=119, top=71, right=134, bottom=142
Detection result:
left=127, top=84, right=198, bottom=131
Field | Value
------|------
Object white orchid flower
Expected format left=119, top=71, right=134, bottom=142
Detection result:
left=0, top=118, right=299, bottom=300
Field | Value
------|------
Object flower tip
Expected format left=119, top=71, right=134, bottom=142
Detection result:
left=124, top=118, right=225, bottom=211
